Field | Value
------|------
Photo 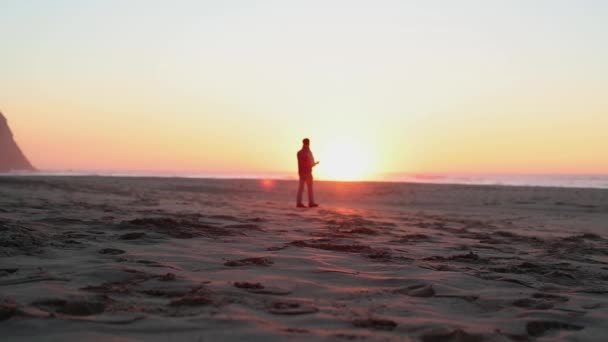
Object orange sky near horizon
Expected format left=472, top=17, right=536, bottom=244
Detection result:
left=2, top=1, right=607, bottom=180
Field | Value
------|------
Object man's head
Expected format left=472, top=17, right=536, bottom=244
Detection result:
left=302, top=138, right=310, bottom=147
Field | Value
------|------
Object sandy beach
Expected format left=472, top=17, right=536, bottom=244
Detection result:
left=1, top=176, right=607, bottom=341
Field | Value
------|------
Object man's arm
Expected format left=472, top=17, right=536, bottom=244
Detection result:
left=311, top=152, right=319, bottom=167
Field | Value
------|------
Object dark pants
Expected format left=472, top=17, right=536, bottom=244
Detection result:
left=297, top=173, right=314, bottom=205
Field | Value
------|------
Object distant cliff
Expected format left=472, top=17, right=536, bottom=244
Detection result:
left=0, top=111, right=35, bottom=172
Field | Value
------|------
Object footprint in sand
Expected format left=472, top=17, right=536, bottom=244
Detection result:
left=395, top=284, right=435, bottom=298
left=234, top=282, right=263, bottom=289
left=234, top=282, right=292, bottom=295
left=98, top=248, right=125, bottom=255
left=421, top=329, right=483, bottom=342
left=224, top=257, right=274, bottom=267
left=0, top=302, right=17, bottom=321
left=266, top=301, right=319, bottom=315
left=512, top=298, right=554, bottom=310
left=169, top=295, right=214, bottom=306
left=266, top=245, right=288, bottom=251
left=512, top=292, right=570, bottom=310
left=0, top=268, right=18, bottom=276
left=31, top=298, right=106, bottom=316
left=352, top=318, right=397, bottom=331
left=526, top=321, right=584, bottom=337
left=119, top=232, right=146, bottom=240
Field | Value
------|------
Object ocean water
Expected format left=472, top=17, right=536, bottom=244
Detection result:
left=3, top=171, right=608, bottom=190
left=388, top=173, right=608, bottom=189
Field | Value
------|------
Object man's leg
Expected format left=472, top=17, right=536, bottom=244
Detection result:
left=296, top=177, right=305, bottom=206
left=307, top=175, right=316, bottom=206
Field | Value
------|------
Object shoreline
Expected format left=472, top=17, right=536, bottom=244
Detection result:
left=2, top=173, right=608, bottom=191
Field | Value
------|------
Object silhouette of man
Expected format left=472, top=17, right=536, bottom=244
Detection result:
left=296, top=138, right=319, bottom=208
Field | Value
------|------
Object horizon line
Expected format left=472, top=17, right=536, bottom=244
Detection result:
left=2, top=169, right=607, bottom=190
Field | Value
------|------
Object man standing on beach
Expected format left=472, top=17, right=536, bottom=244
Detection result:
left=296, top=138, right=319, bottom=208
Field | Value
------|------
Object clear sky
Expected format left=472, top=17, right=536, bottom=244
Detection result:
left=1, top=0, right=607, bottom=180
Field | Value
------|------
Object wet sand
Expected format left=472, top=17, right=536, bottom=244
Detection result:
left=1, top=176, right=607, bottom=341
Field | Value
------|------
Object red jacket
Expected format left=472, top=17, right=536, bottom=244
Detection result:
left=297, top=147, right=315, bottom=175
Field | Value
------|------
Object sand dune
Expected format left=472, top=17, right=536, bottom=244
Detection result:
left=1, top=176, right=607, bottom=341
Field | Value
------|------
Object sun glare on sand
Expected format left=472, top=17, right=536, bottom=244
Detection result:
left=315, top=139, right=375, bottom=181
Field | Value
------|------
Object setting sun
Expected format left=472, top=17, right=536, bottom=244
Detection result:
left=315, top=138, right=375, bottom=181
